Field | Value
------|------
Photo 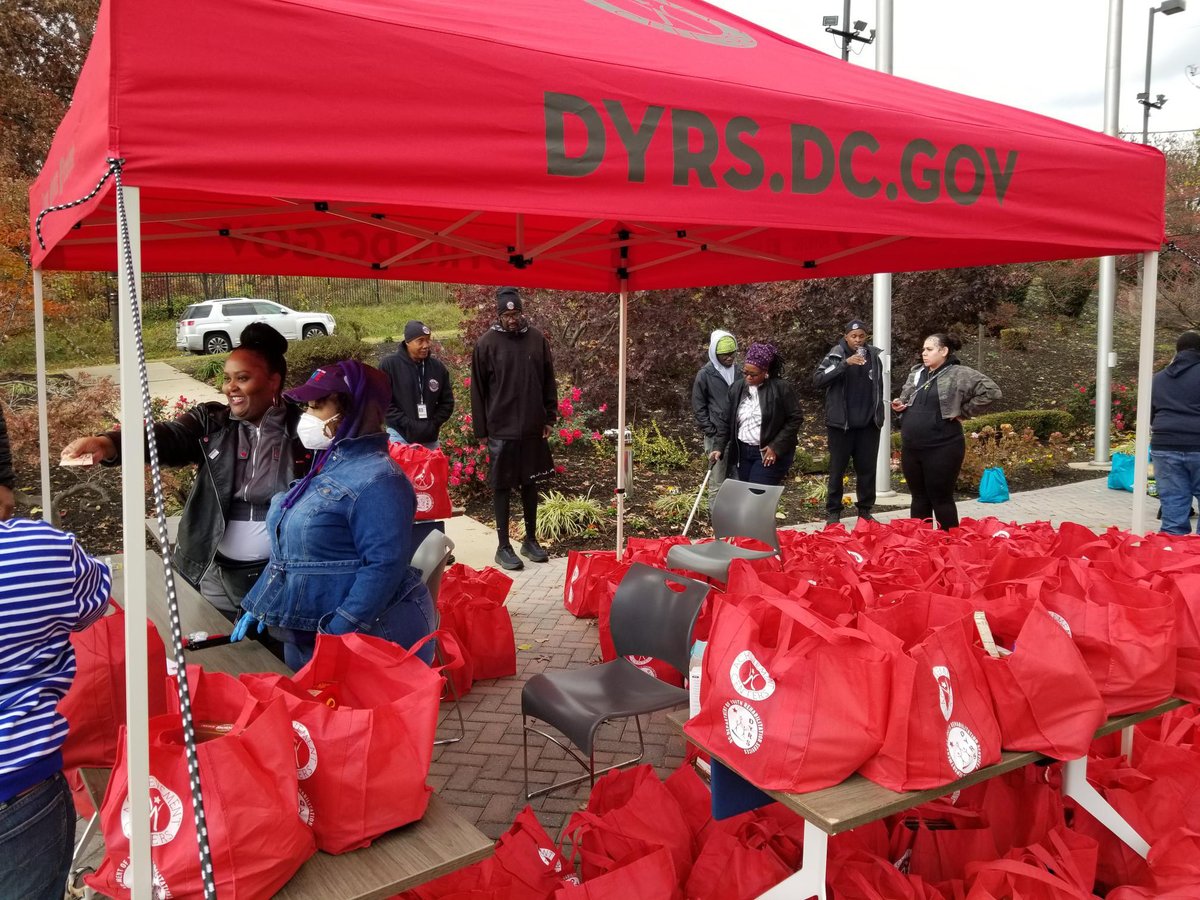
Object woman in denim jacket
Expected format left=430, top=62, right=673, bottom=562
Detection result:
left=236, top=360, right=435, bottom=670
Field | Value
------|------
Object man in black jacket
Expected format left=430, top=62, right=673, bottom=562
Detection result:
left=381, top=320, right=455, bottom=448
left=0, top=406, right=14, bottom=520
left=812, top=319, right=885, bottom=526
left=1151, top=330, right=1200, bottom=535
left=470, top=288, right=557, bottom=571
left=691, top=330, right=737, bottom=503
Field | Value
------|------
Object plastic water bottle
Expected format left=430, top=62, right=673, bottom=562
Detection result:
left=688, top=641, right=707, bottom=718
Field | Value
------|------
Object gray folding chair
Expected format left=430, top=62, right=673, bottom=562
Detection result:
left=665, top=478, right=784, bottom=583
left=521, top=562, right=710, bottom=799
left=411, top=529, right=465, bottom=746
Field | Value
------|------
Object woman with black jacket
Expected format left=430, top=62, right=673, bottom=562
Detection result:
left=61, top=324, right=313, bottom=622
left=709, top=342, right=803, bottom=486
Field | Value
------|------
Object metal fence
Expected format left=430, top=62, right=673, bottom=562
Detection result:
left=47, top=272, right=455, bottom=321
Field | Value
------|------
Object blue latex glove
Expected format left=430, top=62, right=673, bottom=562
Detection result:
left=230, top=612, right=265, bottom=642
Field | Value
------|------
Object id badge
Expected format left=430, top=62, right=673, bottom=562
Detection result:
left=416, top=402, right=428, bottom=420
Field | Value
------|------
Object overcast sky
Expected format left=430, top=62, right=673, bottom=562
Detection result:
left=720, top=1, right=1200, bottom=140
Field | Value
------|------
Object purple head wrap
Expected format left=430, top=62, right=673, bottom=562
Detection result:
left=744, top=342, right=777, bottom=371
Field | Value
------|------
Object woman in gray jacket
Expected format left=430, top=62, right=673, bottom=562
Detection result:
left=891, top=333, right=1001, bottom=529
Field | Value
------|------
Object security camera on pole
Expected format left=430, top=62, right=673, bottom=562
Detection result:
left=1138, top=0, right=1186, bottom=144
left=823, top=1, right=875, bottom=61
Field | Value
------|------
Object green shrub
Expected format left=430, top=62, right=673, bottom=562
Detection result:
left=793, top=449, right=830, bottom=475
left=191, top=354, right=228, bottom=386
left=998, top=327, right=1031, bottom=351
left=529, top=490, right=608, bottom=543
left=961, top=409, right=1072, bottom=440
left=283, top=335, right=374, bottom=388
left=650, top=488, right=702, bottom=525
left=631, top=421, right=692, bottom=472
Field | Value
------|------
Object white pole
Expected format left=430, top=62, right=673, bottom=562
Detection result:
left=117, top=184, right=152, bottom=898
left=1094, top=0, right=1123, bottom=465
left=1131, top=251, right=1157, bottom=534
left=873, top=0, right=895, bottom=498
left=615, top=276, right=629, bottom=555
left=32, top=269, right=53, bottom=519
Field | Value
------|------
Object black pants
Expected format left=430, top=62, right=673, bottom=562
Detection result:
left=495, top=483, right=540, bottom=547
left=825, top=426, right=881, bottom=515
left=901, top=435, right=965, bottom=530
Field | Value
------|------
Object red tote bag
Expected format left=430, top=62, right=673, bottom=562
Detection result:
left=553, top=847, right=681, bottom=900
left=438, top=563, right=516, bottom=680
left=890, top=802, right=1000, bottom=886
left=88, top=670, right=316, bottom=899
left=685, top=592, right=892, bottom=792
left=563, top=551, right=620, bottom=618
left=564, top=765, right=694, bottom=883
left=58, top=600, right=170, bottom=769
left=241, top=631, right=444, bottom=853
left=858, top=613, right=1002, bottom=791
left=389, top=443, right=453, bottom=520
left=1045, top=564, right=1177, bottom=715
left=974, top=602, right=1107, bottom=760
left=683, top=818, right=797, bottom=900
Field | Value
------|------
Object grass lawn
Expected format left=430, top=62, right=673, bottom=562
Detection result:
left=3, top=299, right=462, bottom=373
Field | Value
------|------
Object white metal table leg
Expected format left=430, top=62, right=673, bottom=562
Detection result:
left=1120, top=724, right=1134, bottom=760
left=757, top=819, right=828, bottom=899
left=1063, top=756, right=1149, bottom=858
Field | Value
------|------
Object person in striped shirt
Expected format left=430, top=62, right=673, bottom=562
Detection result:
left=0, top=518, right=110, bottom=900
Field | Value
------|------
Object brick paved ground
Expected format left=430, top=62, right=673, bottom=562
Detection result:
left=433, top=474, right=1158, bottom=842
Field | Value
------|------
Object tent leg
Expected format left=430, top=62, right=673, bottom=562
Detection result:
left=615, top=277, right=628, bottom=555
left=32, top=269, right=53, bottom=519
left=116, top=184, right=153, bottom=900
left=1130, top=250, right=1157, bottom=534
left=872, top=272, right=894, bottom=498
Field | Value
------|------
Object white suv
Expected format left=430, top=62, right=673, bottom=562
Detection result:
left=175, top=298, right=337, bottom=354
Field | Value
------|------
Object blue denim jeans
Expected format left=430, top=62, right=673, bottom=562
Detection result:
left=0, top=772, right=73, bottom=900
left=1154, top=449, right=1200, bottom=535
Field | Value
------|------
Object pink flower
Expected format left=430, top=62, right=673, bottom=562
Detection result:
left=1113, top=400, right=1121, bottom=407
left=559, top=428, right=570, bottom=440
left=465, top=465, right=475, bottom=475
left=591, top=431, right=602, bottom=440
left=1078, top=387, right=1087, bottom=394
left=572, top=429, right=582, bottom=440
left=463, top=414, right=472, bottom=424
left=450, top=475, right=461, bottom=486
left=463, top=376, right=471, bottom=387
left=1118, top=384, right=1128, bottom=392
left=453, top=461, right=463, bottom=473
left=555, top=464, right=566, bottom=474
left=477, top=473, right=486, bottom=482
left=571, top=386, right=582, bottom=402
left=599, top=403, right=608, bottom=413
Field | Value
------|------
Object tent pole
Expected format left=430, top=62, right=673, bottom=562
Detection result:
left=1130, top=250, right=1157, bottom=534
left=872, top=0, right=895, bottom=499
left=615, top=274, right=629, bottom=555
left=1094, top=0, right=1123, bottom=466
left=116, top=184, right=153, bottom=899
left=32, top=269, right=53, bottom=519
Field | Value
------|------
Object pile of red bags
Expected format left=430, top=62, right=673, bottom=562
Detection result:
left=683, top=517, right=1197, bottom=797
left=438, top=563, right=517, bottom=696
left=84, top=632, right=449, bottom=896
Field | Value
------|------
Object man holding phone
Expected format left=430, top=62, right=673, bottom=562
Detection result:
left=812, top=318, right=885, bottom=527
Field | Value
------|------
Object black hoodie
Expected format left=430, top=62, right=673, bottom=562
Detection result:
left=1151, top=348, right=1200, bottom=451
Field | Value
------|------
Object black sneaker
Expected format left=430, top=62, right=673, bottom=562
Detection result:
left=858, top=511, right=877, bottom=522
left=521, top=539, right=550, bottom=563
left=495, top=546, right=524, bottom=571
left=824, top=513, right=841, bottom=527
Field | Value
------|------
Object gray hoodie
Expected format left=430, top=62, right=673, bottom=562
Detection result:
left=691, top=330, right=736, bottom=438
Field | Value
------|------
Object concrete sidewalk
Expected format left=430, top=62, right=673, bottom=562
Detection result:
left=62, top=360, right=225, bottom=405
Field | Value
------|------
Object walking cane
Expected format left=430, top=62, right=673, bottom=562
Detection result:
left=682, top=459, right=717, bottom=538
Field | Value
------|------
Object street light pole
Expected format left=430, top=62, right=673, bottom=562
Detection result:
left=1138, top=0, right=1186, bottom=143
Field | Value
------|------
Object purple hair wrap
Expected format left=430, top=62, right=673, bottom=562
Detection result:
left=744, top=342, right=777, bottom=371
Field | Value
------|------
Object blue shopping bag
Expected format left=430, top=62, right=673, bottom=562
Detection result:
left=979, top=467, right=1010, bottom=503
left=1107, top=452, right=1134, bottom=492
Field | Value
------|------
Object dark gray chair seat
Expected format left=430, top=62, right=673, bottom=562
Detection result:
left=665, top=479, right=784, bottom=584
left=522, top=660, right=687, bottom=757
left=521, top=562, right=710, bottom=799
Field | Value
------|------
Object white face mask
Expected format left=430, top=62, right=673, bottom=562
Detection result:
left=298, top=412, right=337, bottom=450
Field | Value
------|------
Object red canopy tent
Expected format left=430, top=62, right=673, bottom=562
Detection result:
left=28, top=0, right=1167, bottom=892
